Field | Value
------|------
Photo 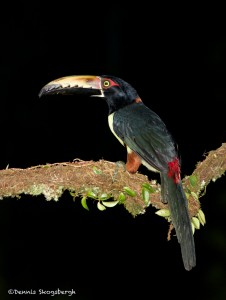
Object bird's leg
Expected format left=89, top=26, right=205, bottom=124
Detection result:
left=112, top=161, right=126, bottom=182
left=160, top=172, right=168, bottom=204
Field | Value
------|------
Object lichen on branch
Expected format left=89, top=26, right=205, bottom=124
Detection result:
left=0, top=143, right=225, bottom=219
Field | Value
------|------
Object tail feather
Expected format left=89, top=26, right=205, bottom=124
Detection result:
left=161, top=173, right=196, bottom=271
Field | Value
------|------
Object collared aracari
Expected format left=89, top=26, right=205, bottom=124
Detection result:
left=39, top=75, right=196, bottom=271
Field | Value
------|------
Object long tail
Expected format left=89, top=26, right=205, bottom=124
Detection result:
left=161, top=173, right=196, bottom=271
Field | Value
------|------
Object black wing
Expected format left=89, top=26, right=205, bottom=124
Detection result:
left=113, top=102, right=178, bottom=172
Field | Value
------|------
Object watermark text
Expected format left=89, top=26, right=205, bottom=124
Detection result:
left=8, top=288, right=76, bottom=296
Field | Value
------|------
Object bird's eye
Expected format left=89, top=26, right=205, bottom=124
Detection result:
left=101, top=78, right=119, bottom=89
left=103, top=80, right=110, bottom=87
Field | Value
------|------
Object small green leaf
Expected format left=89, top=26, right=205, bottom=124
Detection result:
left=185, top=192, right=190, bottom=199
left=123, top=187, right=136, bottom=197
left=93, top=166, right=102, bottom=175
left=191, top=222, right=195, bottom=235
left=192, top=217, right=200, bottom=229
left=142, top=183, right=155, bottom=193
left=118, top=192, right=126, bottom=203
left=99, top=193, right=111, bottom=201
left=142, top=188, right=150, bottom=204
left=197, top=209, right=206, bottom=226
left=189, top=175, right=198, bottom=187
left=155, top=209, right=171, bottom=217
left=43, top=164, right=50, bottom=168
left=191, top=192, right=199, bottom=201
left=81, top=196, right=89, bottom=211
left=97, top=201, right=106, bottom=211
left=87, top=191, right=97, bottom=199
left=102, top=200, right=119, bottom=207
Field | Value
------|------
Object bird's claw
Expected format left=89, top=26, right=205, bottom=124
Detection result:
left=112, top=161, right=126, bottom=182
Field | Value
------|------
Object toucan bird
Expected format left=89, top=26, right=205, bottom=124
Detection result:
left=39, top=75, right=196, bottom=271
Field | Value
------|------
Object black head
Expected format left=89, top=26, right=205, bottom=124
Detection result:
left=100, top=75, right=140, bottom=114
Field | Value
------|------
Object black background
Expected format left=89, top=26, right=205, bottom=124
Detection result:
left=0, top=2, right=226, bottom=299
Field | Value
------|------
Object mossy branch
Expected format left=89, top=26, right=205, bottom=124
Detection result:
left=0, top=143, right=225, bottom=219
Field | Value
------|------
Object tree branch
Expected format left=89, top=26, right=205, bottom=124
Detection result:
left=0, top=143, right=225, bottom=223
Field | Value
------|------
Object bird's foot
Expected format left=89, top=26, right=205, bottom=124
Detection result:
left=112, top=161, right=126, bottom=182
left=160, top=195, right=168, bottom=204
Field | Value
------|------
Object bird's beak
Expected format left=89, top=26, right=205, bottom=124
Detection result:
left=39, top=75, right=103, bottom=98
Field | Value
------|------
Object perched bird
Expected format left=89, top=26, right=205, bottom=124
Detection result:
left=39, top=75, right=196, bottom=271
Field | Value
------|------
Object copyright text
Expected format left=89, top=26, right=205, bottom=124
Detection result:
left=8, top=288, right=76, bottom=296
